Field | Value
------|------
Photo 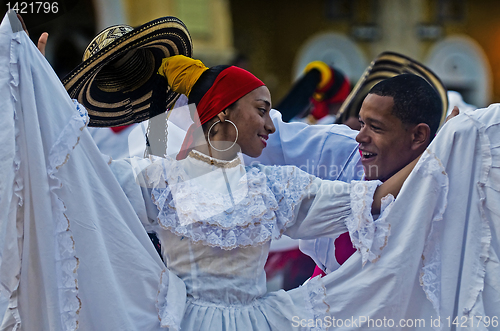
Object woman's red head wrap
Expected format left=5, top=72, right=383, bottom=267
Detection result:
left=158, top=56, right=264, bottom=159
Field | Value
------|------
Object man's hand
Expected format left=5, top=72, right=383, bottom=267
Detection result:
left=37, top=32, right=48, bottom=56
left=446, top=106, right=459, bottom=123
left=17, top=13, right=48, bottom=56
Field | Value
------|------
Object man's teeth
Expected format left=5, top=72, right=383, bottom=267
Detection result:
left=362, top=152, right=376, bottom=158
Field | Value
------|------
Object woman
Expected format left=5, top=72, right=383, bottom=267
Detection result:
left=1, top=14, right=413, bottom=330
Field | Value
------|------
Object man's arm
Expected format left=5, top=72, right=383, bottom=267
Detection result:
left=245, top=109, right=363, bottom=181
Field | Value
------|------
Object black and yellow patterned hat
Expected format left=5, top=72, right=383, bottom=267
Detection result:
left=62, top=17, right=192, bottom=127
left=336, top=51, right=448, bottom=127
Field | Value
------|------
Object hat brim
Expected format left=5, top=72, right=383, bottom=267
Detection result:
left=62, top=17, right=192, bottom=127
left=336, top=51, right=448, bottom=127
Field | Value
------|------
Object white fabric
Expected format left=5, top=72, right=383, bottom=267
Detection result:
left=110, top=150, right=385, bottom=330
left=316, top=106, right=500, bottom=330
left=423, top=106, right=500, bottom=327
left=0, top=13, right=185, bottom=331
left=7, top=10, right=499, bottom=330
left=247, top=109, right=364, bottom=256
left=0, top=13, right=389, bottom=330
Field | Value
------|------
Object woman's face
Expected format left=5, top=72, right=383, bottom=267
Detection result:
left=226, top=86, right=275, bottom=158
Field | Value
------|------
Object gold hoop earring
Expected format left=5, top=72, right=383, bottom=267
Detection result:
left=207, top=120, right=238, bottom=152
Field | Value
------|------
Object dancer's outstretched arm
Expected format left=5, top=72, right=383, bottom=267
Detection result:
left=372, top=155, right=420, bottom=214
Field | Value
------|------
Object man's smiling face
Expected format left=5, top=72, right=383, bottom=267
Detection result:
left=356, top=93, right=416, bottom=181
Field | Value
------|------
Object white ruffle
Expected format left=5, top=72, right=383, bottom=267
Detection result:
left=2, top=45, right=88, bottom=330
left=2, top=64, right=23, bottom=329
left=156, top=269, right=187, bottom=331
left=461, top=112, right=493, bottom=317
left=303, top=276, right=330, bottom=331
left=346, top=180, right=393, bottom=266
left=47, top=100, right=88, bottom=330
left=148, top=158, right=315, bottom=250
left=417, top=150, right=448, bottom=327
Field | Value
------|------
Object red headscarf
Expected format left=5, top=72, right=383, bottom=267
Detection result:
left=177, top=66, right=264, bottom=159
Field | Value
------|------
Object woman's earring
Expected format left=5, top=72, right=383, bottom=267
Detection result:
left=207, top=120, right=239, bottom=152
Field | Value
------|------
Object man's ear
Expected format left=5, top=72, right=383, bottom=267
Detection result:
left=411, top=123, right=430, bottom=150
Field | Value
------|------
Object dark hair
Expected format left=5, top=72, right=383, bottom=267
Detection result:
left=188, top=65, right=230, bottom=106
left=369, top=74, right=442, bottom=139
left=188, top=65, right=242, bottom=132
left=187, top=65, right=232, bottom=132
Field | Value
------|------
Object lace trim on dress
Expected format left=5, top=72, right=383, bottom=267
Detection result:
left=3, top=38, right=86, bottom=330
left=303, top=276, right=330, bottom=331
left=414, top=150, right=448, bottom=327
left=346, top=180, right=393, bottom=266
left=2, top=46, right=24, bottom=328
left=148, top=157, right=316, bottom=250
left=156, top=269, right=186, bottom=331
left=46, top=100, right=88, bottom=330
left=460, top=112, right=492, bottom=318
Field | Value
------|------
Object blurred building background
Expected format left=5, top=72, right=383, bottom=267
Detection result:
left=2, top=0, right=499, bottom=108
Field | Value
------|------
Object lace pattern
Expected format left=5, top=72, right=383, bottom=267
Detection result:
left=4, top=32, right=86, bottom=329
left=303, top=276, right=330, bottom=331
left=47, top=100, right=88, bottom=330
left=156, top=269, right=186, bottom=331
left=346, top=180, right=393, bottom=266
left=2, top=42, right=23, bottom=328
left=148, top=157, right=316, bottom=250
left=461, top=112, right=493, bottom=317
left=415, top=150, right=448, bottom=327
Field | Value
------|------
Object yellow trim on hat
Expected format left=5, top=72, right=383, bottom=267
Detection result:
left=158, top=55, right=209, bottom=97
left=303, top=61, right=331, bottom=90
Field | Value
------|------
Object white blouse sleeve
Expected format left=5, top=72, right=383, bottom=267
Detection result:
left=260, top=164, right=390, bottom=265
left=283, top=177, right=352, bottom=239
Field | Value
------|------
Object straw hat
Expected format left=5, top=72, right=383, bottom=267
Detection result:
left=336, top=51, right=448, bottom=127
left=62, top=17, right=192, bottom=127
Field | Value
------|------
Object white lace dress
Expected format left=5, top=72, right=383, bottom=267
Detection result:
left=7, top=13, right=500, bottom=331
left=112, top=149, right=385, bottom=331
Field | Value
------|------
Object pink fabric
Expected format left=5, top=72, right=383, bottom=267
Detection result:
left=311, top=265, right=326, bottom=278
left=334, top=232, right=356, bottom=265
left=310, top=232, right=356, bottom=278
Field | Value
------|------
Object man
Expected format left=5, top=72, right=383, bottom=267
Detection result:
left=248, top=73, right=446, bottom=277
left=310, top=73, right=445, bottom=275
